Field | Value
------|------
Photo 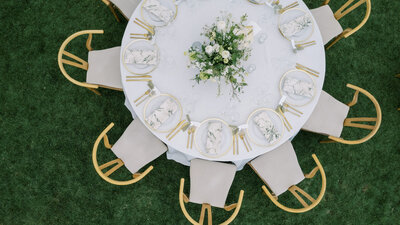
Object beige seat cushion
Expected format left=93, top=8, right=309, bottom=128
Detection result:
left=302, top=91, right=350, bottom=137
left=189, top=159, right=237, bottom=208
left=249, top=141, right=304, bottom=196
left=111, top=0, right=140, bottom=19
left=311, top=5, right=343, bottom=45
left=111, top=119, right=167, bottom=174
left=86, top=46, right=122, bottom=89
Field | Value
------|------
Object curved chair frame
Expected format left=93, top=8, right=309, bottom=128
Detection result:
left=179, top=178, right=244, bottom=225
left=322, top=0, right=371, bottom=49
left=259, top=154, right=326, bottom=213
left=322, top=83, right=382, bottom=145
left=58, top=30, right=122, bottom=95
left=102, top=0, right=129, bottom=22
left=92, top=123, right=153, bottom=185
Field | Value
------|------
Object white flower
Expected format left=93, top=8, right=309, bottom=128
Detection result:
left=221, top=50, right=230, bottom=59
left=213, top=44, right=220, bottom=51
left=205, top=69, right=213, bottom=74
left=217, top=20, right=226, bottom=31
left=205, top=45, right=214, bottom=55
left=223, top=58, right=229, bottom=63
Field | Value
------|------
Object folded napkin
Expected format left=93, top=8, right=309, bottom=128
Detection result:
left=283, top=77, right=314, bottom=98
left=143, top=0, right=174, bottom=23
left=146, top=98, right=178, bottom=129
left=280, top=14, right=312, bottom=38
left=254, top=112, right=280, bottom=144
left=125, top=49, right=157, bottom=65
left=205, top=122, right=223, bottom=155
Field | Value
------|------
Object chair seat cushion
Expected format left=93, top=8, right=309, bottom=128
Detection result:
left=111, top=0, right=140, bottom=19
left=249, top=141, right=304, bottom=196
left=302, top=91, right=350, bottom=137
left=87, top=46, right=123, bottom=89
left=189, top=159, right=237, bottom=208
left=311, top=5, right=343, bottom=45
left=111, top=119, right=167, bottom=174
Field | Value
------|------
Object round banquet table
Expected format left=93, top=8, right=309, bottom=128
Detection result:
left=120, top=0, right=325, bottom=170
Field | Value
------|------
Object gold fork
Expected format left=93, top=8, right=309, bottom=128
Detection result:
left=134, top=89, right=151, bottom=104
left=239, top=133, right=250, bottom=152
left=279, top=1, right=299, bottom=13
left=295, top=63, right=319, bottom=77
left=126, top=78, right=152, bottom=82
left=278, top=107, right=292, bottom=131
left=130, top=33, right=152, bottom=40
left=295, top=41, right=316, bottom=50
left=169, top=122, right=189, bottom=141
left=166, top=120, right=186, bottom=139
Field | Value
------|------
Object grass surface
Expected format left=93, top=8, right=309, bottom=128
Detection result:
left=0, top=0, right=399, bottom=224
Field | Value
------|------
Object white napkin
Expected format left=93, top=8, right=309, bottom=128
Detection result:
left=280, top=14, right=312, bottom=38
left=146, top=98, right=178, bottom=129
left=125, top=49, right=157, bottom=65
left=205, top=122, right=223, bottom=155
left=143, top=0, right=174, bottom=23
left=253, top=112, right=280, bottom=144
left=283, top=77, right=314, bottom=98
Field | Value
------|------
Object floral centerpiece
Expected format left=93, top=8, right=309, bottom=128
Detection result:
left=186, top=13, right=253, bottom=98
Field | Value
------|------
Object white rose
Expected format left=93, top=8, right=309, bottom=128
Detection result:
left=205, top=45, right=214, bottom=55
left=213, top=44, right=220, bottom=51
left=221, top=50, right=230, bottom=59
left=205, top=69, right=213, bottom=74
left=217, top=21, right=226, bottom=31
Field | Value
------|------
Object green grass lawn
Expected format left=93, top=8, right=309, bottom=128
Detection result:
left=0, top=0, right=399, bottom=224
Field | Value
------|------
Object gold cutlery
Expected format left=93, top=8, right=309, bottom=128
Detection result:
left=127, top=75, right=152, bottom=79
left=232, top=134, right=240, bottom=155
left=167, top=120, right=186, bottom=139
left=278, top=107, right=292, bottom=131
left=134, top=89, right=151, bottom=104
left=240, top=131, right=252, bottom=152
left=295, top=40, right=316, bottom=49
left=126, top=79, right=152, bottom=82
left=169, top=122, right=189, bottom=141
left=284, top=103, right=303, bottom=115
left=239, top=132, right=251, bottom=152
left=130, top=33, right=152, bottom=40
left=279, top=1, right=299, bottom=14
left=232, top=135, right=236, bottom=155
left=134, top=18, right=155, bottom=35
left=190, top=127, right=195, bottom=149
left=295, top=63, right=319, bottom=77
left=187, top=127, right=193, bottom=149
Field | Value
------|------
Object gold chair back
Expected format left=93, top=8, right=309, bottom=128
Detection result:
left=92, top=123, right=153, bottom=185
left=179, top=178, right=244, bottom=225
left=323, top=0, right=371, bottom=49
left=101, top=0, right=124, bottom=22
left=260, top=154, right=326, bottom=213
left=58, top=30, right=116, bottom=95
left=323, top=83, right=382, bottom=145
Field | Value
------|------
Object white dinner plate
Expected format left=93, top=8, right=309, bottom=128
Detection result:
left=278, top=8, right=314, bottom=43
left=143, top=93, right=183, bottom=133
left=279, top=69, right=316, bottom=107
left=122, top=39, right=159, bottom=75
left=246, top=108, right=284, bottom=147
left=140, top=0, right=178, bottom=27
left=194, top=118, right=233, bottom=158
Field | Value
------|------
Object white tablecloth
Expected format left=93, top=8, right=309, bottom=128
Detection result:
left=121, top=0, right=325, bottom=170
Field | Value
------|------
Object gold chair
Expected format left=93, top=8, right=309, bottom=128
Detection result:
left=311, top=0, right=371, bottom=49
left=58, top=30, right=123, bottom=95
left=101, top=0, right=140, bottom=22
left=302, top=84, right=381, bottom=145
left=179, top=179, right=244, bottom=225
left=92, top=121, right=167, bottom=185
left=179, top=159, right=244, bottom=225
left=249, top=142, right=326, bottom=213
